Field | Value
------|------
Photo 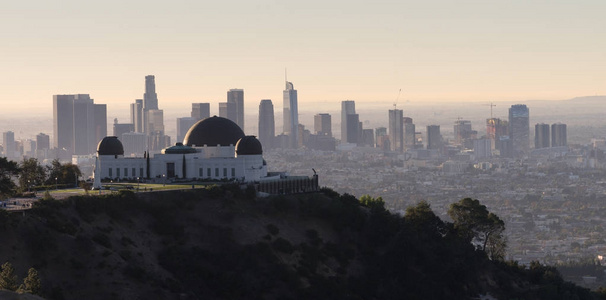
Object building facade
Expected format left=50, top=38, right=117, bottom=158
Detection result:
left=258, top=99, right=275, bottom=150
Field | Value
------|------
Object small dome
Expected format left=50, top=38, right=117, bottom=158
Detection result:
left=236, top=136, right=263, bottom=155
left=183, top=116, right=245, bottom=147
left=162, top=142, right=197, bottom=154
left=97, top=136, right=124, bottom=156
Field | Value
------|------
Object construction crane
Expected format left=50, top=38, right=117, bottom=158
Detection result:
left=393, top=88, right=402, bottom=109
left=483, top=102, right=497, bottom=119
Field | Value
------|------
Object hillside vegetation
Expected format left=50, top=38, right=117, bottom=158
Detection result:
left=0, top=185, right=601, bottom=300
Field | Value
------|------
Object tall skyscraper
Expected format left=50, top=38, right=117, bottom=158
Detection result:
left=454, top=120, right=472, bottom=145
left=534, top=123, right=550, bottom=149
left=143, top=75, right=158, bottom=110
left=403, top=117, right=416, bottom=150
left=341, top=100, right=356, bottom=144
left=388, top=109, right=404, bottom=152
left=130, top=99, right=143, bottom=133
left=113, top=120, right=135, bottom=139
left=219, top=102, right=238, bottom=124
left=227, top=89, right=244, bottom=129
left=314, top=113, right=332, bottom=137
left=551, top=123, right=567, bottom=147
left=509, top=104, right=530, bottom=157
left=2, top=131, right=15, bottom=158
left=283, top=81, right=298, bottom=148
left=191, top=103, right=210, bottom=121
left=486, top=118, right=508, bottom=150
left=36, top=133, right=50, bottom=159
left=426, top=125, right=442, bottom=150
left=346, top=114, right=360, bottom=144
left=177, top=117, right=197, bottom=143
left=53, top=94, right=106, bottom=155
left=258, top=100, right=275, bottom=149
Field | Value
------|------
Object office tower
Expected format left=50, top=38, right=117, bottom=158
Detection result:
left=121, top=132, right=147, bottom=156
left=508, top=104, right=530, bottom=157
left=258, top=99, right=275, bottom=149
left=177, top=117, right=197, bottom=143
left=314, top=113, right=332, bottom=137
left=298, top=124, right=310, bottom=148
left=53, top=94, right=106, bottom=155
left=227, top=89, right=244, bottom=129
left=36, top=133, right=50, bottom=160
left=498, top=136, right=513, bottom=158
left=534, top=123, right=550, bottom=149
left=361, top=129, right=374, bottom=147
left=113, top=119, right=135, bottom=138
left=375, top=127, right=389, bottom=150
left=219, top=102, right=237, bottom=124
left=486, top=118, right=509, bottom=150
left=474, top=138, right=492, bottom=159
left=346, top=114, right=359, bottom=144
left=341, top=100, right=356, bottom=143
left=130, top=99, right=143, bottom=133
left=23, top=140, right=36, bottom=158
left=426, top=125, right=442, bottom=150
left=551, top=123, right=567, bottom=147
left=388, top=109, right=404, bottom=152
left=283, top=81, right=299, bottom=148
left=403, top=117, right=416, bottom=150
left=143, top=75, right=158, bottom=110
left=2, top=131, right=15, bottom=158
left=191, top=103, right=210, bottom=121
left=454, top=120, right=472, bottom=145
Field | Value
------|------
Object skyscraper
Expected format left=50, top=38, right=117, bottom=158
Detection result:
left=2, top=131, right=15, bottom=158
left=227, top=89, right=244, bottom=129
left=177, top=117, right=197, bottom=143
left=346, top=114, right=359, bottom=144
left=314, top=113, right=332, bottom=137
left=509, top=104, right=530, bottom=157
left=191, top=103, right=210, bottom=121
left=53, top=94, right=106, bottom=155
left=426, top=125, right=442, bottom=150
left=143, top=75, right=158, bottom=110
left=36, top=133, right=50, bottom=159
left=283, top=81, right=298, bottom=148
left=258, top=100, right=275, bottom=149
left=341, top=101, right=356, bottom=144
left=486, top=118, right=508, bottom=150
left=219, top=102, right=238, bottom=124
left=130, top=99, right=143, bottom=133
left=388, top=109, right=404, bottom=152
left=403, top=117, right=416, bottom=150
left=534, top=123, right=550, bottom=149
left=551, top=123, right=567, bottom=147
left=454, top=120, right=472, bottom=145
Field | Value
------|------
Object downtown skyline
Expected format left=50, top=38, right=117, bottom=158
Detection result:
left=1, top=0, right=605, bottom=117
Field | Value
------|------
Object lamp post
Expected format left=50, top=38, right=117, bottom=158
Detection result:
left=137, top=177, right=140, bottom=191
left=55, top=177, right=58, bottom=190
left=28, top=180, right=31, bottom=193
left=162, top=174, right=166, bottom=187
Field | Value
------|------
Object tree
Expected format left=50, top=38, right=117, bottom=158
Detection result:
left=404, top=201, right=446, bottom=233
left=0, top=157, right=19, bottom=198
left=0, top=262, right=18, bottom=291
left=448, top=198, right=506, bottom=260
left=46, top=159, right=82, bottom=187
left=359, top=195, right=386, bottom=210
left=19, top=158, right=46, bottom=192
left=19, top=268, right=41, bottom=295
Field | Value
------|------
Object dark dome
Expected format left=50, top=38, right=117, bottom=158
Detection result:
left=162, top=142, right=197, bottom=154
left=235, top=136, right=263, bottom=155
left=183, top=116, right=245, bottom=147
left=97, top=136, right=124, bottom=156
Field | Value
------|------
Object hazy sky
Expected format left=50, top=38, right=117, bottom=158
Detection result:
left=1, top=0, right=605, bottom=117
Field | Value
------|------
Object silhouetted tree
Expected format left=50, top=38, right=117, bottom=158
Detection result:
left=0, top=262, right=18, bottom=291
left=0, top=157, right=19, bottom=198
left=19, top=158, right=46, bottom=191
left=19, top=267, right=41, bottom=295
left=46, top=159, right=81, bottom=187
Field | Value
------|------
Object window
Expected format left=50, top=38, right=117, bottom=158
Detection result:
left=108, top=168, right=112, bottom=177
left=124, top=168, right=128, bottom=177
left=231, top=168, right=235, bottom=177
left=207, top=168, right=211, bottom=177
left=132, top=168, right=136, bottom=177
left=215, top=168, right=219, bottom=177
left=140, top=168, right=144, bottom=178
left=199, top=168, right=203, bottom=177
left=223, top=168, right=227, bottom=177
left=117, top=168, right=121, bottom=178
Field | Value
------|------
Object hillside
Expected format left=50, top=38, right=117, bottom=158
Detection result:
left=0, top=186, right=601, bottom=300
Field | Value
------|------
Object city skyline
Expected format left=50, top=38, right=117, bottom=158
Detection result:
left=1, top=1, right=605, bottom=117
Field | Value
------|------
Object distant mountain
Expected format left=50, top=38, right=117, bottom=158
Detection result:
left=567, top=96, right=606, bottom=102
left=0, top=187, right=600, bottom=300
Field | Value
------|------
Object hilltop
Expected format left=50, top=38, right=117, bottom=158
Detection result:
left=0, top=186, right=601, bottom=299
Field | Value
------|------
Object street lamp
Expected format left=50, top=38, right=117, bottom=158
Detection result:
left=55, top=177, right=58, bottom=190
left=162, top=174, right=166, bottom=187
left=137, top=177, right=140, bottom=191
left=28, top=180, right=31, bottom=193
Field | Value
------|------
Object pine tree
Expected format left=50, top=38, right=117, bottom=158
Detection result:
left=0, top=262, right=18, bottom=291
left=21, top=268, right=41, bottom=295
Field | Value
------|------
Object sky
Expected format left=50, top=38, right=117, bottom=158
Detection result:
left=1, top=0, right=605, bottom=117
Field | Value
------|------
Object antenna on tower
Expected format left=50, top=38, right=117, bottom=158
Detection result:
left=393, top=88, right=402, bottom=110
left=285, top=68, right=287, bottom=82
left=483, top=102, right=497, bottom=118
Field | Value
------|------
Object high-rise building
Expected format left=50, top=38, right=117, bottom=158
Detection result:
left=258, top=100, right=275, bottom=149
left=2, top=131, right=15, bottom=158
left=53, top=94, right=106, bottom=155
left=341, top=100, right=356, bottom=143
left=191, top=103, right=210, bottom=121
left=227, top=89, right=244, bottom=129
left=36, top=133, right=50, bottom=160
left=534, top=123, right=550, bottom=149
left=388, top=109, right=404, bottom=152
left=486, top=118, right=508, bottom=150
left=454, top=120, right=472, bottom=145
left=121, top=132, right=147, bottom=156
left=314, top=113, right=332, bottom=137
left=143, top=75, right=158, bottom=110
left=23, top=140, right=36, bottom=158
left=403, top=117, right=416, bottom=150
left=113, top=120, right=134, bottom=139
left=177, top=117, right=197, bottom=143
left=509, top=104, right=530, bottom=157
left=283, top=81, right=299, bottom=148
left=427, top=125, right=442, bottom=150
left=375, top=127, right=389, bottom=150
left=130, top=99, right=143, bottom=133
left=219, top=102, right=237, bottom=124
left=551, top=123, right=567, bottom=147
left=361, top=129, right=374, bottom=147
left=346, top=114, right=359, bottom=144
